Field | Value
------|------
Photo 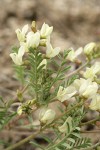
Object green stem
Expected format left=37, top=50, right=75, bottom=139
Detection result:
left=80, top=116, right=100, bottom=126
left=81, top=130, right=100, bottom=133
left=52, top=101, right=83, bottom=124
left=66, top=61, right=89, bottom=78
left=35, top=50, right=38, bottom=101
left=46, top=134, right=68, bottom=150
left=83, top=141, right=100, bottom=150
left=5, top=101, right=83, bottom=150
left=5, top=130, right=40, bottom=150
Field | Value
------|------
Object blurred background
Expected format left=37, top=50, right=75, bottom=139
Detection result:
left=0, top=0, right=100, bottom=149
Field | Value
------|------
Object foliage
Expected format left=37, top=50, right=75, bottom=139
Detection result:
left=0, top=21, right=100, bottom=150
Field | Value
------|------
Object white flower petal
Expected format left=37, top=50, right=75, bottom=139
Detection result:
left=39, top=107, right=55, bottom=124
left=57, top=85, right=76, bottom=102
left=22, top=24, right=28, bottom=35
left=40, top=23, right=46, bottom=36
left=46, top=42, right=60, bottom=58
left=40, top=23, right=53, bottom=38
left=18, top=46, right=25, bottom=57
left=27, top=32, right=40, bottom=48
left=84, top=42, right=96, bottom=55
left=73, top=78, right=98, bottom=99
left=89, top=94, right=100, bottom=111
left=10, top=46, right=25, bottom=65
left=75, top=47, right=83, bottom=57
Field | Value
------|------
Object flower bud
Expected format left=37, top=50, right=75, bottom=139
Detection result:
left=17, top=106, right=23, bottom=115
left=83, top=62, right=100, bottom=80
left=39, top=108, right=55, bottom=124
left=89, top=94, right=100, bottom=111
left=17, top=99, right=36, bottom=115
left=84, top=42, right=96, bottom=56
left=31, top=21, right=37, bottom=33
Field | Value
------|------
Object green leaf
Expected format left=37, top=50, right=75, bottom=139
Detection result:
left=62, top=143, right=71, bottom=149
left=67, top=138, right=75, bottom=143
left=71, top=132, right=81, bottom=138
left=30, top=141, right=44, bottom=149
left=63, top=49, right=71, bottom=59
left=55, top=147, right=60, bottom=150
left=41, top=134, right=53, bottom=144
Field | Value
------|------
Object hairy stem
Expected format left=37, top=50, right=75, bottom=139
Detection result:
left=83, top=141, right=100, bottom=150
left=66, top=61, right=89, bottom=78
left=5, top=102, right=83, bottom=150
left=80, top=116, right=100, bottom=126
left=5, top=130, right=40, bottom=150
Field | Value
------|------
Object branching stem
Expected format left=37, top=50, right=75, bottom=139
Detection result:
left=80, top=116, right=100, bottom=126
left=5, top=101, right=83, bottom=150
left=66, top=61, right=89, bottom=78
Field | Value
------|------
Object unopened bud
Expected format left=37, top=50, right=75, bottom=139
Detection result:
left=84, top=42, right=96, bottom=59
left=31, top=21, right=37, bottom=33
left=39, top=107, right=55, bottom=124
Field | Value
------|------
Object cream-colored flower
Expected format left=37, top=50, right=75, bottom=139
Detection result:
left=20, top=42, right=29, bottom=52
left=39, top=107, right=55, bottom=124
left=15, top=24, right=28, bottom=42
left=57, top=86, right=77, bottom=102
left=46, top=42, right=60, bottom=58
left=83, top=62, right=100, bottom=80
left=38, top=59, right=47, bottom=69
left=10, top=46, right=25, bottom=65
left=67, top=47, right=83, bottom=62
left=58, top=116, right=72, bottom=133
left=84, top=42, right=96, bottom=55
left=73, top=78, right=98, bottom=99
left=89, top=94, right=100, bottom=111
left=17, top=105, right=23, bottom=115
left=40, top=23, right=53, bottom=38
left=26, top=31, right=40, bottom=48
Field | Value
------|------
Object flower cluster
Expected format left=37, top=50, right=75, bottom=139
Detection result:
left=10, top=22, right=100, bottom=126
left=38, top=76, right=99, bottom=125
left=10, top=22, right=60, bottom=66
left=57, top=78, right=99, bottom=109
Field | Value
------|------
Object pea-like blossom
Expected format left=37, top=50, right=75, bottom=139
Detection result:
left=10, top=46, right=25, bottom=65
left=17, top=106, right=23, bottom=115
left=26, top=31, right=40, bottom=48
left=15, top=24, right=28, bottom=42
left=73, top=78, right=98, bottom=99
left=40, top=23, right=53, bottom=38
left=39, top=107, right=55, bottom=124
left=67, top=47, right=83, bottom=62
left=83, top=62, right=100, bottom=80
left=46, top=41, right=60, bottom=58
left=20, top=42, right=29, bottom=52
left=57, top=85, right=77, bottom=102
left=89, top=94, right=100, bottom=111
left=84, top=42, right=96, bottom=56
